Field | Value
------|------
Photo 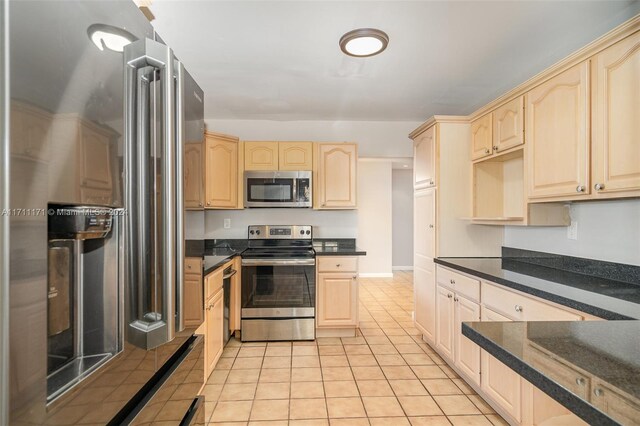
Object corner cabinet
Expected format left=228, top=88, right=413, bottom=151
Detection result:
left=205, top=132, right=239, bottom=209
left=184, top=142, right=204, bottom=209
left=316, top=256, right=359, bottom=337
left=526, top=62, right=590, bottom=199
left=315, top=143, right=357, bottom=209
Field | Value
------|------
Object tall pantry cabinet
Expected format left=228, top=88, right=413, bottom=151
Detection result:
left=410, top=118, right=502, bottom=345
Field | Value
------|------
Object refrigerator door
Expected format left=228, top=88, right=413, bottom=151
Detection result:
left=7, top=1, right=154, bottom=423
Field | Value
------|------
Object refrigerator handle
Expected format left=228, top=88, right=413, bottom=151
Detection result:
left=175, top=60, right=185, bottom=332
left=124, top=38, right=177, bottom=349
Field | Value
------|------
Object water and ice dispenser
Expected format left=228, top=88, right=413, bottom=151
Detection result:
left=46, top=206, right=122, bottom=402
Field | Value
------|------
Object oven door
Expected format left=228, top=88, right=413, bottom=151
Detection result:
left=244, top=171, right=312, bottom=208
left=241, top=258, right=315, bottom=318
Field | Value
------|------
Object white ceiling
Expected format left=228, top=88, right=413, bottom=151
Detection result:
left=151, top=1, right=639, bottom=121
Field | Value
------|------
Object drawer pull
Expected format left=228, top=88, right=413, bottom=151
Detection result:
left=594, top=388, right=604, bottom=397
left=576, top=378, right=586, bottom=386
left=352, top=275, right=357, bottom=280
left=336, top=264, right=341, bottom=267
left=514, top=305, right=523, bottom=312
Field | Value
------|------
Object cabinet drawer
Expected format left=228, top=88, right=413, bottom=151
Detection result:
left=205, top=268, right=223, bottom=301
left=525, top=343, right=590, bottom=400
left=436, top=266, right=480, bottom=302
left=185, top=257, right=202, bottom=276
left=317, top=256, right=358, bottom=273
left=482, top=283, right=582, bottom=321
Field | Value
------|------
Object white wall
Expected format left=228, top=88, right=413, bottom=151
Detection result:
left=206, top=119, right=421, bottom=157
left=357, top=160, right=393, bottom=277
left=505, top=199, right=640, bottom=266
left=203, top=209, right=357, bottom=239
left=392, top=169, right=414, bottom=269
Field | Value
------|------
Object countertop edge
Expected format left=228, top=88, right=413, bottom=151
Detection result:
left=433, top=258, right=633, bottom=321
left=202, top=255, right=237, bottom=276
left=461, top=323, right=620, bottom=426
left=314, top=250, right=367, bottom=256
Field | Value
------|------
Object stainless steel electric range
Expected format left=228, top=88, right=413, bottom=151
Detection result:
left=241, top=225, right=316, bottom=341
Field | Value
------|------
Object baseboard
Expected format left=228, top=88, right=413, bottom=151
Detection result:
left=359, top=273, right=394, bottom=278
left=392, top=266, right=414, bottom=271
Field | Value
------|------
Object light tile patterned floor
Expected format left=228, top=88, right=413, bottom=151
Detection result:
left=203, top=271, right=509, bottom=425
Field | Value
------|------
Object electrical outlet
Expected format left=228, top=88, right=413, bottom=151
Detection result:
left=567, top=220, right=578, bottom=240
left=223, top=218, right=231, bottom=229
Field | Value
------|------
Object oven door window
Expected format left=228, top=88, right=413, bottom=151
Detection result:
left=247, top=179, right=294, bottom=203
left=242, top=265, right=315, bottom=309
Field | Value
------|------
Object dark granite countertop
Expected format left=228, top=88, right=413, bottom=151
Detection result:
left=434, top=254, right=640, bottom=320
left=187, top=238, right=366, bottom=275
left=463, top=320, right=640, bottom=426
left=313, top=239, right=366, bottom=256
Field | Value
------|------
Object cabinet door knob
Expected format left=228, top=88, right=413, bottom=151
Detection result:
left=447, top=293, right=453, bottom=299
left=336, top=264, right=341, bottom=267
left=576, top=185, right=585, bottom=193
left=449, top=279, right=454, bottom=284
left=352, top=275, right=358, bottom=279
left=429, top=180, right=434, bottom=185
left=454, top=297, right=459, bottom=302
left=576, top=378, right=586, bottom=386
left=428, top=224, right=434, bottom=229
left=492, top=146, right=498, bottom=151
left=594, top=183, right=604, bottom=191
left=199, top=202, right=203, bottom=207
left=594, top=388, right=604, bottom=397
left=514, top=305, right=523, bottom=312
left=207, top=202, right=212, bottom=206
left=484, top=149, right=490, bottom=154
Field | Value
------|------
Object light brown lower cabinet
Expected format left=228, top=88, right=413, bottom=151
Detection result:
left=184, top=257, right=204, bottom=328
left=316, top=256, right=359, bottom=337
left=203, top=268, right=224, bottom=380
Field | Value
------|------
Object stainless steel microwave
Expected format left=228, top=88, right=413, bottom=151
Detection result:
left=244, top=171, right=312, bottom=208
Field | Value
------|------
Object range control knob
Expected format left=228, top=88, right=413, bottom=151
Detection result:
left=256, top=230, right=261, bottom=235
left=300, top=230, right=305, bottom=235
left=306, top=230, right=311, bottom=235
left=249, top=230, right=255, bottom=235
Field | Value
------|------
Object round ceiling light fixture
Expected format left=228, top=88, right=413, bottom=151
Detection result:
left=87, top=24, right=137, bottom=53
left=339, top=28, right=389, bottom=57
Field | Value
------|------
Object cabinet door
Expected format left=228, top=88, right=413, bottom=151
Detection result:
left=480, top=307, right=522, bottom=422
left=592, top=32, right=640, bottom=195
left=317, top=273, right=358, bottom=327
left=414, top=188, right=436, bottom=263
left=11, top=104, right=52, bottom=162
left=205, top=290, right=224, bottom=379
left=184, top=274, right=204, bottom=327
left=413, top=262, right=435, bottom=344
left=316, top=143, right=357, bottom=208
left=454, top=295, right=480, bottom=386
left=493, top=96, right=524, bottom=153
left=413, top=125, right=436, bottom=188
left=205, top=135, right=238, bottom=208
left=471, top=114, right=493, bottom=160
left=435, top=285, right=454, bottom=361
left=229, top=256, right=242, bottom=332
left=526, top=62, right=590, bottom=199
left=80, top=126, right=112, bottom=190
left=244, top=141, right=279, bottom=170
left=279, top=142, right=313, bottom=170
left=184, top=142, right=204, bottom=209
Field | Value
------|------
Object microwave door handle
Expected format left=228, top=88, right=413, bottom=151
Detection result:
left=292, top=178, right=297, bottom=202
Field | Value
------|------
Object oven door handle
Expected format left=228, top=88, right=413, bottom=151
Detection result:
left=241, top=258, right=316, bottom=266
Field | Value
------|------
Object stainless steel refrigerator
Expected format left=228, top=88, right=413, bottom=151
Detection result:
left=0, top=1, right=205, bottom=424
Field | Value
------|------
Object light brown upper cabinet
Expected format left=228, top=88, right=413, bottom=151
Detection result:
left=413, top=125, right=436, bottom=188
left=592, top=31, right=640, bottom=196
left=205, top=132, right=239, bottom=209
left=315, top=143, right=357, bottom=209
left=184, top=142, right=204, bottom=209
left=244, top=141, right=279, bottom=170
left=492, top=96, right=524, bottom=153
left=279, top=142, right=313, bottom=170
left=526, top=62, right=590, bottom=199
left=470, top=114, right=493, bottom=160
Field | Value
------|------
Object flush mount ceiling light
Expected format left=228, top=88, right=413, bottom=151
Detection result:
left=339, top=28, right=389, bottom=57
left=87, top=24, right=137, bottom=53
